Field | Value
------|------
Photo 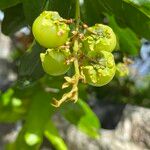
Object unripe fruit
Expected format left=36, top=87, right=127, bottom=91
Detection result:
left=32, top=11, right=70, bottom=48
left=116, top=63, right=129, bottom=77
left=81, top=51, right=116, bottom=87
left=82, top=24, right=116, bottom=54
left=40, top=48, right=70, bottom=76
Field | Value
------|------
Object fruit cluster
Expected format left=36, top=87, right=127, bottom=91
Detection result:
left=32, top=11, right=118, bottom=107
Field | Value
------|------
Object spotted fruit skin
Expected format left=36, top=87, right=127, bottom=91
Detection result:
left=32, top=11, right=70, bottom=48
left=40, top=48, right=70, bottom=76
left=82, top=24, right=116, bottom=54
left=81, top=50, right=116, bottom=87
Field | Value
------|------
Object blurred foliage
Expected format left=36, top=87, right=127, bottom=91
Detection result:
left=93, top=76, right=150, bottom=107
left=0, top=0, right=150, bottom=149
left=1, top=76, right=100, bottom=149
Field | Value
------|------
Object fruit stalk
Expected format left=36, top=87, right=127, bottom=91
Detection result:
left=51, top=0, right=81, bottom=107
left=74, top=0, right=80, bottom=77
left=72, top=0, right=81, bottom=102
left=75, top=0, right=80, bottom=29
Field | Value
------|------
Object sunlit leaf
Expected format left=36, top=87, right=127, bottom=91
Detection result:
left=61, top=99, right=100, bottom=138
left=45, top=121, right=68, bottom=150
left=123, top=0, right=150, bottom=18
left=107, top=15, right=140, bottom=55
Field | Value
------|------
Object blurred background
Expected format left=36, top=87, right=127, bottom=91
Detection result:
left=0, top=1, right=150, bottom=150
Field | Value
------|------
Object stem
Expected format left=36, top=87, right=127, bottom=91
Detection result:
left=72, top=0, right=81, bottom=104
left=74, top=0, right=80, bottom=75
left=51, top=0, right=81, bottom=107
left=73, top=40, right=80, bottom=76
left=27, top=40, right=35, bottom=52
left=42, top=0, right=49, bottom=11
left=75, top=0, right=80, bottom=28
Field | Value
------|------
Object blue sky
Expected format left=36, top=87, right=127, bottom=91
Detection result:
left=0, top=11, right=4, bottom=21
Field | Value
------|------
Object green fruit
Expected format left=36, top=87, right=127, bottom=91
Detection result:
left=40, top=48, right=70, bottom=76
left=32, top=11, right=70, bottom=48
left=81, top=51, right=116, bottom=87
left=116, top=63, right=129, bottom=77
left=82, top=24, right=116, bottom=54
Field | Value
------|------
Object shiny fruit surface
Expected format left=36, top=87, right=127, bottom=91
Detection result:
left=32, top=11, right=70, bottom=48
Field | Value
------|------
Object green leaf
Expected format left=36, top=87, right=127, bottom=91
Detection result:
left=22, top=0, right=46, bottom=26
left=8, top=128, right=38, bottom=150
left=61, top=103, right=84, bottom=125
left=45, top=121, right=68, bottom=150
left=61, top=99, right=100, bottom=138
left=81, top=0, right=104, bottom=25
left=84, top=0, right=150, bottom=40
left=11, top=90, right=55, bottom=149
left=123, top=0, right=150, bottom=18
left=18, top=42, right=45, bottom=83
left=1, top=4, right=26, bottom=35
left=0, top=88, right=14, bottom=106
left=0, top=89, right=27, bottom=123
left=107, top=15, right=140, bottom=55
left=77, top=99, right=100, bottom=138
left=48, top=0, right=76, bottom=19
left=24, top=90, right=55, bottom=145
left=0, top=0, right=21, bottom=10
